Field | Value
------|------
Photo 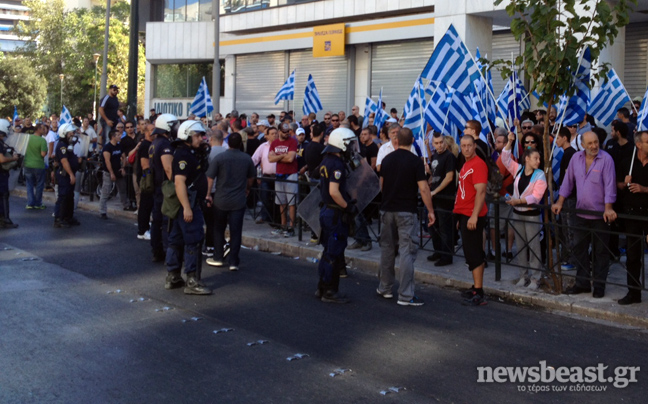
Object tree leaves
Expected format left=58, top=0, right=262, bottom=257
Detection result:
left=14, top=0, right=145, bottom=117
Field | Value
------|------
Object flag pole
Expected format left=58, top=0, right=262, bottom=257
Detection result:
left=547, top=48, right=588, bottom=173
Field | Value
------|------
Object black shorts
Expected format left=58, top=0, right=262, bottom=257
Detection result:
left=458, top=214, right=486, bottom=271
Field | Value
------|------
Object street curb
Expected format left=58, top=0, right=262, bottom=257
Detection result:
left=240, top=233, right=648, bottom=330
left=13, top=188, right=648, bottom=329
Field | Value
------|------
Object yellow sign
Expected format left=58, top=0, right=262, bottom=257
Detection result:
left=313, top=23, right=345, bottom=58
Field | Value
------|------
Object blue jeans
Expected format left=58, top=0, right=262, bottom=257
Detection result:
left=213, top=206, right=246, bottom=266
left=24, top=167, right=46, bottom=207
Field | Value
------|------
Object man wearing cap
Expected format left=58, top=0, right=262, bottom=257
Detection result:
left=99, top=84, right=120, bottom=146
left=257, top=119, right=269, bottom=142
left=269, top=122, right=299, bottom=237
left=266, top=114, right=276, bottom=128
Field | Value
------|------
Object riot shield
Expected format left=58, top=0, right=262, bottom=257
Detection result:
left=297, top=156, right=380, bottom=237
left=4, top=132, right=30, bottom=156
left=76, top=133, right=91, bottom=157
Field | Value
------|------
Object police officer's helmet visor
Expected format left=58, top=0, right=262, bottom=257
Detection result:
left=321, top=144, right=344, bottom=154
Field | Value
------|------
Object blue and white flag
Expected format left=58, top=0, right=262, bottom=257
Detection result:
left=421, top=24, right=481, bottom=95
left=403, top=79, right=427, bottom=158
left=302, top=74, right=323, bottom=115
left=403, top=76, right=426, bottom=119
left=558, top=47, right=591, bottom=126
left=496, top=73, right=530, bottom=126
left=475, top=48, right=497, bottom=125
left=552, top=148, right=564, bottom=184
left=374, top=88, right=389, bottom=133
left=189, top=76, right=214, bottom=118
left=588, top=68, right=630, bottom=127
left=60, top=105, right=72, bottom=125
left=637, top=86, right=648, bottom=131
left=13, top=106, right=18, bottom=126
left=274, top=69, right=295, bottom=105
left=448, top=89, right=477, bottom=130
left=424, top=82, right=451, bottom=136
left=362, top=96, right=378, bottom=128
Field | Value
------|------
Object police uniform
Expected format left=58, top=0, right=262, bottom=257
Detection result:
left=54, top=137, right=79, bottom=225
left=166, top=143, right=208, bottom=288
left=317, top=154, right=351, bottom=299
left=149, top=135, right=173, bottom=260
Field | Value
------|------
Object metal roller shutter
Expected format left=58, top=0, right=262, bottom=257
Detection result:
left=490, top=30, right=522, bottom=96
left=235, top=52, right=285, bottom=118
left=371, top=40, right=434, bottom=114
left=288, top=49, right=349, bottom=119
left=624, top=23, right=648, bottom=100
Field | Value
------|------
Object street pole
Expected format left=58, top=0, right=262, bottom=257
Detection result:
left=59, top=73, right=64, bottom=110
left=212, top=0, right=220, bottom=114
left=93, top=53, right=100, bottom=120
left=99, top=0, right=111, bottom=101
left=126, top=0, right=139, bottom=122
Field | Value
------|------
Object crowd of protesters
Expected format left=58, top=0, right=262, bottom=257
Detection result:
left=2, top=90, right=647, bottom=306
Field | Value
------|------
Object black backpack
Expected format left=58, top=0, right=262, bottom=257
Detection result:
left=475, top=143, right=503, bottom=199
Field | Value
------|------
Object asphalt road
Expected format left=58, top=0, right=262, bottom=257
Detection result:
left=1, top=195, right=647, bottom=404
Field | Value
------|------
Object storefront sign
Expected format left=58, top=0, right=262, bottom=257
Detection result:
left=313, top=23, right=345, bottom=58
left=150, top=98, right=200, bottom=119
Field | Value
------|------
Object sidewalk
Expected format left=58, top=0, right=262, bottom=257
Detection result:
left=12, top=185, right=648, bottom=329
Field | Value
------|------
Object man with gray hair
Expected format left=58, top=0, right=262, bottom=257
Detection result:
left=376, top=123, right=416, bottom=172
left=202, top=128, right=227, bottom=257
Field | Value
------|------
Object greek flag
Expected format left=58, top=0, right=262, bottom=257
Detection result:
left=403, top=79, right=427, bottom=157
left=588, top=68, right=630, bottom=126
left=448, top=89, right=476, bottom=130
left=424, top=82, right=451, bottom=135
left=496, top=73, right=531, bottom=126
left=374, top=88, right=389, bottom=133
left=475, top=48, right=496, bottom=124
left=60, top=105, right=72, bottom=125
left=302, top=74, right=323, bottom=115
left=558, top=47, right=591, bottom=126
left=637, top=86, right=648, bottom=131
left=421, top=24, right=481, bottom=95
left=189, top=76, right=214, bottom=118
left=274, top=70, right=295, bottom=105
left=13, top=106, right=18, bottom=126
left=362, top=96, right=378, bottom=128
left=403, top=76, right=426, bottom=119
left=552, top=148, right=564, bottom=184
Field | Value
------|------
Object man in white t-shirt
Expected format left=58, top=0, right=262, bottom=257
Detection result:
left=376, top=123, right=416, bottom=172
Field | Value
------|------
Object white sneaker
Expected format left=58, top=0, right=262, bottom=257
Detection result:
left=515, top=277, right=527, bottom=287
left=206, top=258, right=224, bottom=267
left=527, top=279, right=539, bottom=290
left=137, top=231, right=151, bottom=240
left=229, top=265, right=239, bottom=271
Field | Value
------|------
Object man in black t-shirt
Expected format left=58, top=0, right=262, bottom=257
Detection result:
left=121, top=121, right=138, bottom=210
left=617, top=131, right=648, bottom=305
left=377, top=128, right=435, bottom=306
left=606, top=121, right=634, bottom=259
left=98, top=84, right=120, bottom=144
left=303, top=124, right=325, bottom=180
left=555, top=127, right=577, bottom=270
left=136, top=124, right=154, bottom=240
left=99, top=129, right=129, bottom=218
left=359, top=127, right=378, bottom=171
left=427, top=132, right=456, bottom=266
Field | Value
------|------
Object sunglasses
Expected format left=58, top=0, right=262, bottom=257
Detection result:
left=524, top=140, right=536, bottom=144
left=522, top=126, right=532, bottom=130
left=570, top=125, right=578, bottom=128
left=125, top=126, right=134, bottom=129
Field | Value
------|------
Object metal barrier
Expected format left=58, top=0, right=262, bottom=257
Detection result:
left=250, top=176, right=648, bottom=293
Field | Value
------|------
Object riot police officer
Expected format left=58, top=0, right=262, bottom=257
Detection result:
left=316, top=128, right=358, bottom=303
left=149, top=113, right=179, bottom=262
left=165, top=120, right=211, bottom=295
left=54, top=123, right=81, bottom=228
left=0, top=119, right=20, bottom=228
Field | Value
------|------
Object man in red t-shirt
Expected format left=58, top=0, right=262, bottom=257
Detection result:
left=454, top=134, right=488, bottom=306
left=268, top=123, right=299, bottom=237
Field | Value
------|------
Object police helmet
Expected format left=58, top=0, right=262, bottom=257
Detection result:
left=322, top=128, right=357, bottom=154
left=177, top=120, right=206, bottom=141
left=153, top=113, right=179, bottom=135
left=0, top=119, right=11, bottom=137
left=58, top=123, right=78, bottom=139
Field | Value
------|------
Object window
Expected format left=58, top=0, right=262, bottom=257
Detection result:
left=154, top=62, right=225, bottom=98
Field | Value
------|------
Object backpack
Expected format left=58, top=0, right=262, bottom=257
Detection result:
left=475, top=143, right=503, bottom=199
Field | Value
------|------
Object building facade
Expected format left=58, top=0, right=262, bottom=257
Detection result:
left=144, top=0, right=648, bottom=119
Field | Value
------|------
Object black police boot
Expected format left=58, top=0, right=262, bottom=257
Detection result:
left=53, top=219, right=70, bottom=228
left=184, top=272, right=212, bottom=295
left=164, top=269, right=185, bottom=290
